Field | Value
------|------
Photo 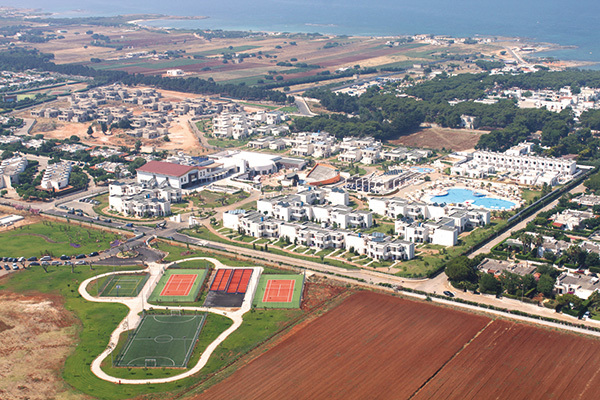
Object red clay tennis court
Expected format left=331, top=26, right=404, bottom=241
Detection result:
left=160, top=274, right=197, bottom=297
left=209, top=269, right=253, bottom=294
left=262, top=279, right=295, bottom=303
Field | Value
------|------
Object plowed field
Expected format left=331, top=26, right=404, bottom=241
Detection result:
left=194, top=291, right=490, bottom=400
left=413, top=319, right=600, bottom=400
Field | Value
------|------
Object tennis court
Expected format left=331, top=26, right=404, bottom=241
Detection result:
left=263, top=279, right=295, bottom=303
left=114, top=314, right=206, bottom=368
left=160, top=274, right=197, bottom=297
left=253, top=274, right=304, bottom=308
left=98, top=273, right=149, bottom=298
left=148, top=269, right=207, bottom=303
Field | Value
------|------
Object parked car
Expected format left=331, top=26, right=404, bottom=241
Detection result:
left=103, top=218, right=112, bottom=223
left=89, top=252, right=99, bottom=257
left=3, top=264, right=9, bottom=271
left=51, top=261, right=61, bottom=266
left=64, top=261, right=72, bottom=266
left=75, top=254, right=86, bottom=259
left=125, top=223, right=134, bottom=228
left=29, top=262, right=40, bottom=266
left=18, top=257, right=26, bottom=262
left=443, top=291, right=455, bottom=297
left=41, top=261, right=50, bottom=267
left=12, top=263, right=19, bottom=270
left=60, top=255, right=71, bottom=260
left=40, top=256, right=52, bottom=262
left=27, top=256, right=37, bottom=262
left=75, top=260, right=87, bottom=265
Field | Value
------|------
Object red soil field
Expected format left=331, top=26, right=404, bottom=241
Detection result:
left=194, top=291, right=490, bottom=400
left=413, top=320, right=600, bottom=400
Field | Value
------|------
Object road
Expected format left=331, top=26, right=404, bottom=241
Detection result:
left=470, top=183, right=586, bottom=258
left=188, top=117, right=218, bottom=151
left=294, top=96, right=316, bottom=116
left=3, top=163, right=597, bottom=333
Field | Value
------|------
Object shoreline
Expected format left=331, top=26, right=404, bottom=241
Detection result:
left=8, top=5, right=600, bottom=70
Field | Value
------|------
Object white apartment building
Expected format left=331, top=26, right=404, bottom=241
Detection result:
left=109, top=180, right=182, bottom=218
left=472, top=151, right=577, bottom=176
left=0, top=156, right=27, bottom=189
left=41, top=162, right=71, bottom=190
left=223, top=210, right=414, bottom=261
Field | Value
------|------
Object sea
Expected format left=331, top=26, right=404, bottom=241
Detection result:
left=6, top=0, right=600, bottom=67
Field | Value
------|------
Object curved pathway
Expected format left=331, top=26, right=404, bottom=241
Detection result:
left=78, top=257, right=263, bottom=384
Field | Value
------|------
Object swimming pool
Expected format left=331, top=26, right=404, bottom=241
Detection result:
left=412, top=167, right=435, bottom=173
left=430, top=188, right=516, bottom=210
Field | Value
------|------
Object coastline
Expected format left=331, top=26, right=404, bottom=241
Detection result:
left=5, top=4, right=600, bottom=70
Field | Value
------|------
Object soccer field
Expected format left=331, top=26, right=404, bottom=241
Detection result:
left=115, top=314, right=206, bottom=368
left=99, top=274, right=149, bottom=297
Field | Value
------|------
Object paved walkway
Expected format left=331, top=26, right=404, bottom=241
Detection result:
left=79, top=257, right=263, bottom=384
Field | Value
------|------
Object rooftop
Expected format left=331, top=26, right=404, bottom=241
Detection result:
left=136, top=161, right=195, bottom=177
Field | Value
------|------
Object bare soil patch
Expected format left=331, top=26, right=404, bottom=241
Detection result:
left=0, top=292, right=86, bottom=400
left=193, top=291, right=490, bottom=400
left=413, top=319, right=600, bottom=399
left=389, top=126, right=487, bottom=151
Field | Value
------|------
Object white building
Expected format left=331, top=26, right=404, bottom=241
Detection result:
left=555, top=272, right=600, bottom=299
left=109, top=180, right=182, bottom=218
left=136, top=160, right=229, bottom=190
left=0, top=156, right=27, bottom=189
left=41, top=162, right=71, bottom=190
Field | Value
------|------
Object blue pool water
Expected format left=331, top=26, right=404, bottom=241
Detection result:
left=412, top=167, right=435, bottom=173
left=430, top=188, right=516, bottom=210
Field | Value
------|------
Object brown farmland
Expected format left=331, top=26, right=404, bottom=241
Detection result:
left=194, top=291, right=490, bottom=400
left=390, top=126, right=487, bottom=151
left=413, top=319, right=600, bottom=400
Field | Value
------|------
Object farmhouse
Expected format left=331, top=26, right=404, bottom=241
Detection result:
left=555, top=272, right=600, bottom=299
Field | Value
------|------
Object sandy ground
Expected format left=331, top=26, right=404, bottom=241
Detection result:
left=0, top=291, right=87, bottom=400
left=390, top=126, right=487, bottom=152
left=24, top=99, right=205, bottom=153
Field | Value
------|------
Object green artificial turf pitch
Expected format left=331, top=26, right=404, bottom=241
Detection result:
left=115, top=314, right=206, bottom=368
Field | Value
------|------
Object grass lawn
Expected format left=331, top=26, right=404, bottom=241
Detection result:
left=1, top=240, right=308, bottom=399
left=189, top=190, right=250, bottom=209
left=151, top=241, right=256, bottom=267
left=0, top=221, right=126, bottom=258
left=206, top=138, right=250, bottom=148
left=522, top=188, right=543, bottom=203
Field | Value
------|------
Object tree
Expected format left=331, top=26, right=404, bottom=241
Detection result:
left=134, top=140, right=142, bottom=153
left=479, top=273, right=502, bottom=295
left=87, top=125, right=93, bottom=136
left=100, top=121, right=108, bottom=133
left=445, top=256, right=477, bottom=283
left=537, top=274, right=555, bottom=297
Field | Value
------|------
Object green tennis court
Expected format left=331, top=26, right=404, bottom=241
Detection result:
left=148, top=269, right=207, bottom=303
left=252, top=274, right=304, bottom=308
left=115, top=314, right=206, bottom=368
left=99, top=274, right=149, bottom=297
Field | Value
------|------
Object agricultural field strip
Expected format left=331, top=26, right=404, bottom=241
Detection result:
left=78, top=258, right=265, bottom=384
left=196, top=292, right=491, bottom=400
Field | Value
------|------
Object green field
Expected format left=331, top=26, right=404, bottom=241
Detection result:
left=99, top=273, right=149, bottom=297
left=148, top=269, right=207, bottom=303
left=115, top=314, right=206, bottom=368
left=0, top=221, right=126, bottom=258
left=253, top=274, right=304, bottom=308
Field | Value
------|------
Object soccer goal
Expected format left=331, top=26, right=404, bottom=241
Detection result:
left=145, top=359, right=157, bottom=368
